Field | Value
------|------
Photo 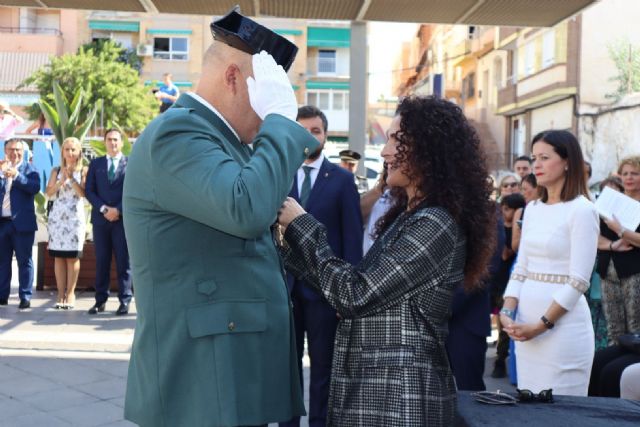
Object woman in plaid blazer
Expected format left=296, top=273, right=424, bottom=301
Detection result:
left=278, top=96, right=496, bottom=426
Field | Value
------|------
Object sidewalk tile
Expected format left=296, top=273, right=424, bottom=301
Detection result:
left=50, top=400, right=124, bottom=426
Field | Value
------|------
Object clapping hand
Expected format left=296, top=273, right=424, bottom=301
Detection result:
left=277, top=197, right=306, bottom=230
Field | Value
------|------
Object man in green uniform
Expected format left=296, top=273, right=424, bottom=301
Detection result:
left=122, top=10, right=319, bottom=427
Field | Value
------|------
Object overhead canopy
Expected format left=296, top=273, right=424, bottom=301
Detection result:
left=2, top=0, right=597, bottom=27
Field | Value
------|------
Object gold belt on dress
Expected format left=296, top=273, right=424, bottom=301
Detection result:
left=526, top=272, right=570, bottom=284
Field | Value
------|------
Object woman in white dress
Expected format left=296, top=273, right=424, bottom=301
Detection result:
left=45, top=137, right=87, bottom=309
left=500, top=130, right=599, bottom=396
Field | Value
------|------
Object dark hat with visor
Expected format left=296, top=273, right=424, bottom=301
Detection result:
left=339, top=150, right=362, bottom=163
left=210, top=6, right=298, bottom=71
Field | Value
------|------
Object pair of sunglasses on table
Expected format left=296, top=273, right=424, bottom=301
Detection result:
left=472, top=388, right=554, bottom=405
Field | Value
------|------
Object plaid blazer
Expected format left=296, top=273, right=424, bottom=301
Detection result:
left=282, top=206, right=466, bottom=426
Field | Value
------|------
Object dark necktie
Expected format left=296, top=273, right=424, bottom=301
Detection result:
left=299, top=166, right=313, bottom=208
left=108, top=158, right=116, bottom=182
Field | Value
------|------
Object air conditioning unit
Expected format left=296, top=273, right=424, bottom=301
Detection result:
left=137, top=44, right=153, bottom=56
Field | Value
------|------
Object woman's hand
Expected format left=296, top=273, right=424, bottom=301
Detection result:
left=504, top=321, right=546, bottom=341
left=278, top=197, right=306, bottom=229
left=612, top=238, right=633, bottom=252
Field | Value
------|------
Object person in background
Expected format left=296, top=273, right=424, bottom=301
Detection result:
left=0, top=101, right=24, bottom=142
left=0, top=139, right=40, bottom=309
left=597, top=156, right=640, bottom=345
left=277, top=96, right=495, bottom=425
left=360, top=166, right=391, bottom=255
left=497, top=173, right=520, bottom=200
left=281, top=106, right=363, bottom=427
left=490, top=193, right=526, bottom=378
left=85, top=129, right=132, bottom=316
left=156, top=73, right=180, bottom=113
left=600, top=176, right=624, bottom=193
left=45, top=137, right=87, bottom=309
left=447, top=209, right=504, bottom=390
left=589, top=342, right=640, bottom=398
left=338, top=149, right=368, bottom=193
left=513, top=155, right=532, bottom=180
left=25, top=113, right=53, bottom=136
left=501, top=130, right=599, bottom=396
left=511, top=173, right=539, bottom=252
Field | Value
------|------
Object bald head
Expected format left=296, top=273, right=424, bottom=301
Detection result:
left=196, top=41, right=260, bottom=144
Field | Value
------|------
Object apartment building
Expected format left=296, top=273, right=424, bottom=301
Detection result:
left=0, top=6, right=82, bottom=112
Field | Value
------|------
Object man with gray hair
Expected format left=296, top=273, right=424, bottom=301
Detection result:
left=123, top=8, right=318, bottom=427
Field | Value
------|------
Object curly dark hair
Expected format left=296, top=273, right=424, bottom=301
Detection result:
left=375, top=96, right=496, bottom=290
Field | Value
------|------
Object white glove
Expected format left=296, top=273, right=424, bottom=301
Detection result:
left=246, top=51, right=297, bottom=121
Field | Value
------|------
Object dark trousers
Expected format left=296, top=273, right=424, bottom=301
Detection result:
left=496, top=329, right=510, bottom=363
left=92, top=220, right=132, bottom=304
left=0, top=220, right=35, bottom=301
left=588, top=345, right=640, bottom=397
left=447, top=327, right=488, bottom=391
left=280, top=288, right=337, bottom=427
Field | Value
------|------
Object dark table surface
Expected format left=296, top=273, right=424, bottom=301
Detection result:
left=455, top=390, right=640, bottom=426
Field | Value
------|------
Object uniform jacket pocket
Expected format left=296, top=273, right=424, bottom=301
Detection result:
left=186, top=299, right=267, bottom=338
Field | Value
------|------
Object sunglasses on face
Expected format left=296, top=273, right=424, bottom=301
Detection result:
left=516, top=388, right=554, bottom=403
left=502, top=182, right=519, bottom=188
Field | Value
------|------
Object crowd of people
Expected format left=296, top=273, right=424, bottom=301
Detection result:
left=0, top=129, right=132, bottom=315
left=1, top=9, right=639, bottom=427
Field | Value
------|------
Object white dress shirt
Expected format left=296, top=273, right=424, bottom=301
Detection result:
left=185, top=92, right=241, bottom=143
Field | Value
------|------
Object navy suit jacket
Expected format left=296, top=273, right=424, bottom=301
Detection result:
left=85, top=156, right=127, bottom=226
left=288, top=158, right=363, bottom=300
left=449, top=207, right=505, bottom=338
left=0, top=161, right=40, bottom=232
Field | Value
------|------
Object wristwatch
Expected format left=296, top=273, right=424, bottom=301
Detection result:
left=99, top=205, right=108, bottom=214
left=540, top=315, right=555, bottom=329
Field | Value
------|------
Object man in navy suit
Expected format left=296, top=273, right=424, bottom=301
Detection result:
left=280, top=106, right=363, bottom=427
left=0, top=139, right=40, bottom=309
left=85, top=129, right=132, bottom=315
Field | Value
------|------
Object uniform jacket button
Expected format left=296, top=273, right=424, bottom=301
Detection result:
left=228, top=322, right=235, bottom=331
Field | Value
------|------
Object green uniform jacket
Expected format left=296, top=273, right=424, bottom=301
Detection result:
left=123, top=94, right=319, bottom=427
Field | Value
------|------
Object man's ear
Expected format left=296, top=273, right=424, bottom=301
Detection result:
left=224, top=64, right=241, bottom=95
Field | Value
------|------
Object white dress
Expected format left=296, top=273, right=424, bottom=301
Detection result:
left=48, top=170, right=86, bottom=254
left=504, top=196, right=599, bottom=396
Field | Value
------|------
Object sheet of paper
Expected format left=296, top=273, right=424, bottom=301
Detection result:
left=594, top=186, right=640, bottom=231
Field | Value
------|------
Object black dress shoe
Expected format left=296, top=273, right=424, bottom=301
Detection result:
left=18, top=299, right=31, bottom=309
left=116, top=302, right=130, bottom=316
left=88, top=302, right=106, bottom=315
left=0, top=298, right=8, bottom=305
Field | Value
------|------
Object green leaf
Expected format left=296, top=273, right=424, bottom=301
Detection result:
left=89, top=140, right=107, bottom=157
left=52, top=81, right=70, bottom=138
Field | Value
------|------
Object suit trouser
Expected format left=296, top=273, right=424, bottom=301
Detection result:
left=446, top=326, right=488, bottom=391
left=280, top=288, right=337, bottom=427
left=92, top=220, right=132, bottom=304
left=0, top=220, right=35, bottom=301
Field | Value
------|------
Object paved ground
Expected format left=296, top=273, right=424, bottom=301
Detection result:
left=0, top=253, right=512, bottom=426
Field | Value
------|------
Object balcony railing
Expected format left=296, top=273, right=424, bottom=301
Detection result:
left=497, top=83, right=517, bottom=111
left=0, top=26, right=62, bottom=36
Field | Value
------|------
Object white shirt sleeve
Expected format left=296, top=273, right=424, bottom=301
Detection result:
left=552, top=199, right=599, bottom=310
